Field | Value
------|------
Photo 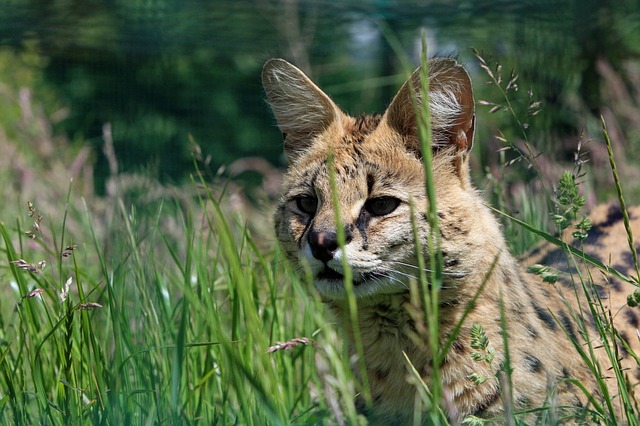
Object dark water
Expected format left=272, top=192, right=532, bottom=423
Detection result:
left=0, top=0, right=637, bottom=191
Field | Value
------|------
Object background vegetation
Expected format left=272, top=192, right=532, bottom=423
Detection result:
left=1, top=0, right=639, bottom=197
left=1, top=0, right=640, bottom=424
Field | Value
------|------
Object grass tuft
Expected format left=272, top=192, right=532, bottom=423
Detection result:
left=0, top=169, right=354, bottom=424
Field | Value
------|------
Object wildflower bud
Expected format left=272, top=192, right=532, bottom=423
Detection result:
left=572, top=230, right=588, bottom=241
left=541, top=271, right=558, bottom=284
left=628, top=290, right=640, bottom=307
left=528, top=264, right=548, bottom=275
left=11, top=259, right=38, bottom=273
left=467, top=373, right=487, bottom=386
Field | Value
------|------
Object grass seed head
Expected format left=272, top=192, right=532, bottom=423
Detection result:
left=21, top=288, right=44, bottom=299
left=267, top=337, right=314, bottom=353
left=60, top=277, right=72, bottom=302
left=11, top=259, right=39, bottom=273
left=77, top=302, right=102, bottom=310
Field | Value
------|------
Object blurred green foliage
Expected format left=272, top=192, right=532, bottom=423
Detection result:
left=0, top=0, right=639, bottom=195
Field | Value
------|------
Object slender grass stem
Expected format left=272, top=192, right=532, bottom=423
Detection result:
left=327, top=153, right=372, bottom=408
left=602, top=117, right=640, bottom=283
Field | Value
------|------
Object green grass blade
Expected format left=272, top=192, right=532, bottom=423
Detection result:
left=602, top=116, right=640, bottom=282
left=488, top=205, right=635, bottom=285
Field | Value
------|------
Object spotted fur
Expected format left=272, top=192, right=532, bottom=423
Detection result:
left=263, top=58, right=640, bottom=424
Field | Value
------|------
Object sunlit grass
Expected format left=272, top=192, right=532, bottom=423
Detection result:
left=0, top=173, right=362, bottom=424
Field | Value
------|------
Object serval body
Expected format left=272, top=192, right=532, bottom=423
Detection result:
left=262, top=57, right=640, bottom=424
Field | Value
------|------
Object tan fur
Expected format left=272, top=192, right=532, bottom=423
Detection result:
left=263, top=58, right=640, bottom=424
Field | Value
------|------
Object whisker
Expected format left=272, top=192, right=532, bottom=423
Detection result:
left=389, top=260, right=469, bottom=278
left=369, top=273, right=410, bottom=293
left=376, top=267, right=455, bottom=290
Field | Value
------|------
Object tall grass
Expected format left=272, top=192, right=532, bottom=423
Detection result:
left=1, top=46, right=639, bottom=426
left=0, top=169, right=365, bottom=424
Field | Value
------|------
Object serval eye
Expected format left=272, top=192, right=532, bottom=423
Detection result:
left=365, top=197, right=401, bottom=216
left=296, top=196, right=318, bottom=215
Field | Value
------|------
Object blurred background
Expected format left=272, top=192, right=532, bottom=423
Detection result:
left=1, top=0, right=639, bottom=212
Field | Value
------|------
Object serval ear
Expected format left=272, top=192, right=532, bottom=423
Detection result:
left=262, top=58, right=342, bottom=163
left=384, top=58, right=475, bottom=157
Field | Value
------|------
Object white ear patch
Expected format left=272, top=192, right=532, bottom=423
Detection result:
left=384, top=58, right=475, bottom=153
